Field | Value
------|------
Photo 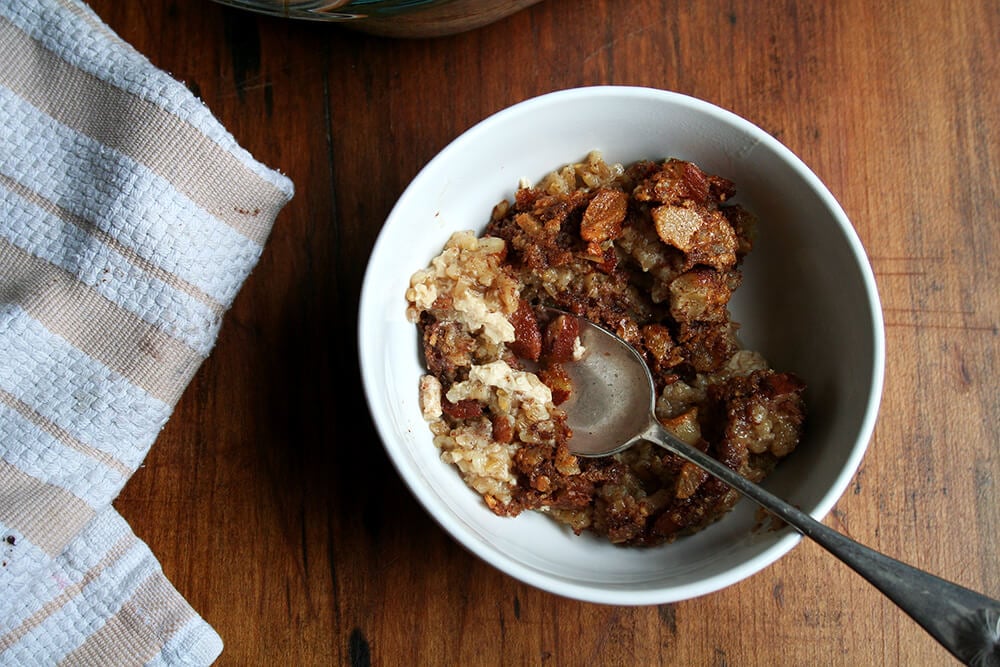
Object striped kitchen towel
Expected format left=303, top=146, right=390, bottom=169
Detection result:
left=0, top=1, right=294, bottom=665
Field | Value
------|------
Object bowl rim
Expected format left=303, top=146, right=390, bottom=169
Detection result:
left=358, top=85, right=886, bottom=605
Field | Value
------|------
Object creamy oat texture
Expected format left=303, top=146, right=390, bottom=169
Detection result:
left=406, top=232, right=560, bottom=506
left=406, top=152, right=806, bottom=546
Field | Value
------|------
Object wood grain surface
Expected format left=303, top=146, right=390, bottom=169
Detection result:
left=89, top=0, right=1000, bottom=664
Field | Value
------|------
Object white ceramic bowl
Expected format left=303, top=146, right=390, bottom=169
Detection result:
left=358, top=86, right=885, bottom=605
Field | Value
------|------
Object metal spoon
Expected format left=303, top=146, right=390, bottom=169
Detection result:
left=554, top=310, right=1000, bottom=666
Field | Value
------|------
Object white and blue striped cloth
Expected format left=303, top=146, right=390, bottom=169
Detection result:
left=0, top=1, right=294, bottom=664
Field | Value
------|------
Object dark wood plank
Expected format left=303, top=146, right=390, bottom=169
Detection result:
left=91, top=0, right=1000, bottom=664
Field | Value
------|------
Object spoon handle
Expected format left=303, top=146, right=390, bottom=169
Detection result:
left=647, top=421, right=1000, bottom=666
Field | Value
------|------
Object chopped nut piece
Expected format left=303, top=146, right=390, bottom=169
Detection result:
left=580, top=188, right=628, bottom=243
left=542, top=314, right=581, bottom=364
left=652, top=205, right=737, bottom=270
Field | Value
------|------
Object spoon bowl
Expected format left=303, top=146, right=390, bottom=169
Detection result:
left=557, top=312, right=657, bottom=459
left=557, top=309, right=1000, bottom=666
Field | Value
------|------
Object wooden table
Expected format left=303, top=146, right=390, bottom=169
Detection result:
left=88, top=1, right=999, bottom=664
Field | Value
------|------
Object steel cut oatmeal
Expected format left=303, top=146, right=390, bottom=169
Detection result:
left=406, top=152, right=806, bottom=546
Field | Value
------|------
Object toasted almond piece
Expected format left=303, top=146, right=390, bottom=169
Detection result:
left=580, top=188, right=628, bottom=243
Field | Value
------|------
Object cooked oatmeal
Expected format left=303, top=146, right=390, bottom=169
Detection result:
left=405, top=151, right=806, bottom=546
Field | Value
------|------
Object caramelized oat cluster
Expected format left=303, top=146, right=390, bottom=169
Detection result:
left=406, top=152, right=805, bottom=546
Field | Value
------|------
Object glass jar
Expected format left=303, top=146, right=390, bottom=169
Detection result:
left=210, top=0, right=545, bottom=37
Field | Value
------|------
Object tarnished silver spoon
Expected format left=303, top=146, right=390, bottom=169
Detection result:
left=554, top=309, right=1000, bottom=666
